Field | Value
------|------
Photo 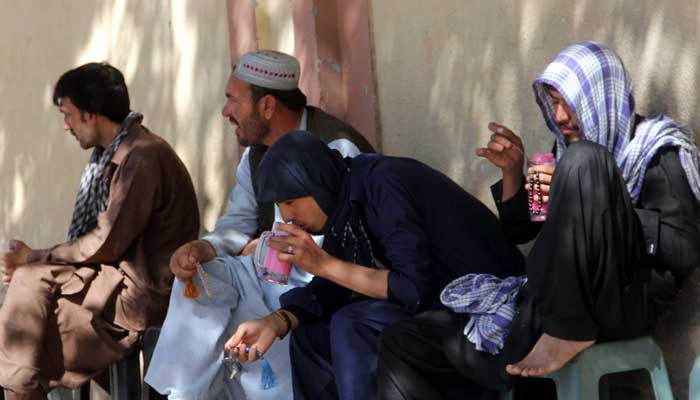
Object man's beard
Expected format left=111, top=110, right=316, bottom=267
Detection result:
left=559, top=124, right=580, bottom=146
left=237, top=108, right=270, bottom=147
left=563, top=133, right=581, bottom=146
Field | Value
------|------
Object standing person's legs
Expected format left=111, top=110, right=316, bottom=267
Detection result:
left=509, top=141, right=651, bottom=376
left=289, top=299, right=413, bottom=400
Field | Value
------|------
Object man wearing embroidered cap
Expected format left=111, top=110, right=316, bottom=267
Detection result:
left=377, top=42, right=700, bottom=398
left=146, top=50, right=374, bottom=399
left=0, top=63, right=199, bottom=399
left=235, top=50, right=299, bottom=90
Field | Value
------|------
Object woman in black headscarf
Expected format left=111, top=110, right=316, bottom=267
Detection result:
left=225, top=131, right=524, bottom=400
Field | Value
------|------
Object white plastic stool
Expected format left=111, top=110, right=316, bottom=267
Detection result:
left=502, top=336, right=674, bottom=400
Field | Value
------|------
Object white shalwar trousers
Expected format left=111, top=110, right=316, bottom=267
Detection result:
left=145, top=255, right=310, bottom=400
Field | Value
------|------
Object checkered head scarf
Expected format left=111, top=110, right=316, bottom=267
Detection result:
left=533, top=41, right=700, bottom=203
left=67, top=112, right=142, bottom=240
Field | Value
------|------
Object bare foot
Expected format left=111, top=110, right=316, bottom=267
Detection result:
left=505, top=333, right=595, bottom=377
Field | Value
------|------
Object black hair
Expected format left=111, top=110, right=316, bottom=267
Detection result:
left=53, top=62, right=130, bottom=123
left=250, top=84, right=307, bottom=112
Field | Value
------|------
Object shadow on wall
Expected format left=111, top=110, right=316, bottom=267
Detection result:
left=0, top=1, right=236, bottom=247
left=372, top=0, right=700, bottom=201
left=371, top=0, right=700, bottom=397
left=255, top=0, right=295, bottom=54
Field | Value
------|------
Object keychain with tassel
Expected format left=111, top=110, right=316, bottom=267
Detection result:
left=259, top=358, right=278, bottom=389
left=240, top=346, right=279, bottom=389
left=223, top=351, right=243, bottom=380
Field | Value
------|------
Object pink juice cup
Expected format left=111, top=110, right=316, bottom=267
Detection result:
left=254, top=227, right=293, bottom=285
left=528, top=152, right=555, bottom=222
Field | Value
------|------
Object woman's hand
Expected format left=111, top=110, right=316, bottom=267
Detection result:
left=224, top=313, right=289, bottom=362
left=267, top=223, right=334, bottom=276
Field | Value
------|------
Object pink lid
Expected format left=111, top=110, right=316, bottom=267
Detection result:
left=530, top=152, right=554, bottom=165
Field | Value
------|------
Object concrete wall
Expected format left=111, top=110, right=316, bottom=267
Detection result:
left=371, top=0, right=700, bottom=205
left=0, top=0, right=235, bottom=250
left=370, top=0, right=700, bottom=397
left=2, top=0, right=699, bottom=396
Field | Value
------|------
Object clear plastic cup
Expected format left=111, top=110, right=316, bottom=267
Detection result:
left=254, top=226, right=293, bottom=285
left=528, top=152, right=555, bottom=222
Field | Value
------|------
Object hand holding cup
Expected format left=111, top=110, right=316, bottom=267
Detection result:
left=525, top=153, right=555, bottom=221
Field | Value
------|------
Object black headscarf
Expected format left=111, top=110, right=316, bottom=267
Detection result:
left=256, top=131, right=377, bottom=268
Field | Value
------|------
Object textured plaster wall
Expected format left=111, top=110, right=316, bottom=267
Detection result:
left=255, top=0, right=296, bottom=55
left=371, top=0, right=700, bottom=205
left=370, top=0, right=700, bottom=397
left=0, top=0, right=235, bottom=250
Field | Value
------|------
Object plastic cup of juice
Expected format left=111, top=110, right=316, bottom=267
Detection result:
left=254, top=226, right=293, bottom=285
left=528, top=152, right=555, bottom=221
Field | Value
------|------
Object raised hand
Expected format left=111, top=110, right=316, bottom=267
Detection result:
left=476, top=122, right=526, bottom=201
left=224, top=314, right=287, bottom=362
left=266, top=223, right=333, bottom=276
left=477, top=122, right=525, bottom=174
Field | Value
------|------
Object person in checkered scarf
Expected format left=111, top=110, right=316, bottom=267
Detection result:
left=377, top=42, right=700, bottom=398
left=0, top=63, right=199, bottom=399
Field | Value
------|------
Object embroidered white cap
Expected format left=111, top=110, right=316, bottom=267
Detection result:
left=233, top=50, right=300, bottom=91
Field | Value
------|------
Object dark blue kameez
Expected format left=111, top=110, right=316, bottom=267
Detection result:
left=280, top=154, right=525, bottom=400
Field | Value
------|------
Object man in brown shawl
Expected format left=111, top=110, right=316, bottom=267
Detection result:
left=0, top=62, right=200, bottom=400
